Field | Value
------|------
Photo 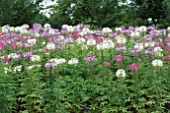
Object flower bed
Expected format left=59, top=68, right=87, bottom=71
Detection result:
left=0, top=23, right=170, bottom=112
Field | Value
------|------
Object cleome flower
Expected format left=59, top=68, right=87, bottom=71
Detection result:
left=152, top=59, right=163, bottom=67
left=4, top=67, right=12, bottom=74
left=30, top=55, right=41, bottom=62
left=27, top=38, right=37, bottom=45
left=114, top=55, right=123, bottom=62
left=134, top=43, right=144, bottom=50
left=116, top=69, right=126, bottom=77
left=116, top=35, right=127, bottom=45
left=13, top=65, right=22, bottom=73
left=76, top=38, right=86, bottom=44
left=129, top=63, right=139, bottom=71
left=165, top=55, right=170, bottom=61
left=49, top=58, right=66, bottom=65
left=96, top=39, right=115, bottom=50
left=27, top=65, right=41, bottom=70
left=46, top=43, right=56, bottom=50
left=102, top=27, right=112, bottom=33
left=84, top=55, right=97, bottom=62
left=86, top=39, right=96, bottom=46
left=9, top=53, right=20, bottom=59
left=45, top=61, right=57, bottom=67
left=68, top=58, right=79, bottom=65
left=103, top=61, right=111, bottom=67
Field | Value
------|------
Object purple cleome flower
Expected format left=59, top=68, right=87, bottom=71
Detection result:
left=45, top=61, right=57, bottom=67
left=116, top=46, right=126, bottom=51
left=84, top=55, right=96, bottom=62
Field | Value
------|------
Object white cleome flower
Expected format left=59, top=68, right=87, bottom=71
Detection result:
left=96, top=39, right=115, bottom=50
left=44, top=23, right=51, bottom=28
left=66, top=25, right=74, bottom=32
left=62, top=24, right=68, bottom=29
left=49, top=29, right=55, bottom=35
left=102, top=27, right=112, bottom=33
left=116, top=69, right=126, bottom=77
left=21, top=24, right=29, bottom=29
left=167, top=26, right=170, bottom=31
left=76, top=38, right=86, bottom=44
left=68, top=58, right=78, bottom=65
left=82, top=28, right=91, bottom=34
left=87, top=39, right=96, bottom=46
left=116, top=35, right=127, bottom=45
left=154, top=46, right=163, bottom=53
left=14, top=26, right=22, bottom=32
left=9, top=26, right=15, bottom=32
left=30, top=55, right=41, bottom=62
left=46, top=43, right=56, bottom=50
left=27, top=39, right=36, bottom=45
left=104, top=39, right=115, bottom=48
left=130, top=31, right=140, bottom=37
left=139, top=26, right=147, bottom=32
left=134, top=43, right=144, bottom=50
left=9, top=53, right=16, bottom=59
left=115, top=27, right=122, bottom=32
left=27, top=65, right=41, bottom=70
left=4, top=67, right=12, bottom=73
left=144, top=42, right=155, bottom=47
left=49, top=58, right=66, bottom=65
left=20, top=29, right=29, bottom=34
left=152, top=59, right=163, bottom=67
left=1, top=26, right=9, bottom=33
left=96, top=44, right=102, bottom=50
left=33, top=32, right=40, bottom=37
left=13, top=65, right=22, bottom=73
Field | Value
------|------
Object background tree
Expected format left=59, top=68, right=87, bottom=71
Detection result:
left=130, top=0, right=167, bottom=27
left=0, top=0, right=44, bottom=26
left=0, top=0, right=170, bottom=28
left=159, top=0, right=170, bottom=28
left=49, top=0, right=128, bottom=28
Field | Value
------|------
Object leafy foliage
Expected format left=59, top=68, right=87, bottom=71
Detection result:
left=0, top=23, right=170, bottom=112
left=130, top=0, right=167, bottom=27
left=0, top=0, right=43, bottom=26
left=50, top=0, right=129, bottom=28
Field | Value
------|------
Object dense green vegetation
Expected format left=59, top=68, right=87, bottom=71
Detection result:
left=1, top=0, right=170, bottom=112
left=1, top=0, right=170, bottom=28
left=0, top=23, right=170, bottom=112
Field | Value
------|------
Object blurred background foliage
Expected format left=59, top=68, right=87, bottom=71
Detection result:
left=0, top=0, right=170, bottom=28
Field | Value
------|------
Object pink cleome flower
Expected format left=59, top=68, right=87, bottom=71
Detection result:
left=129, top=63, right=139, bottom=70
left=11, top=43, right=17, bottom=49
left=103, top=61, right=111, bottom=67
left=0, top=42, right=5, bottom=50
left=166, top=47, right=170, bottom=53
left=95, top=36, right=104, bottom=44
left=165, top=55, right=170, bottom=61
left=114, top=55, right=123, bottom=62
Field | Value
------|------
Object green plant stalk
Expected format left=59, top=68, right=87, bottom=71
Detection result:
left=101, top=49, right=104, bottom=62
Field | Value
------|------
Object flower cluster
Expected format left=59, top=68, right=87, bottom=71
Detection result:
left=0, top=23, right=169, bottom=77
